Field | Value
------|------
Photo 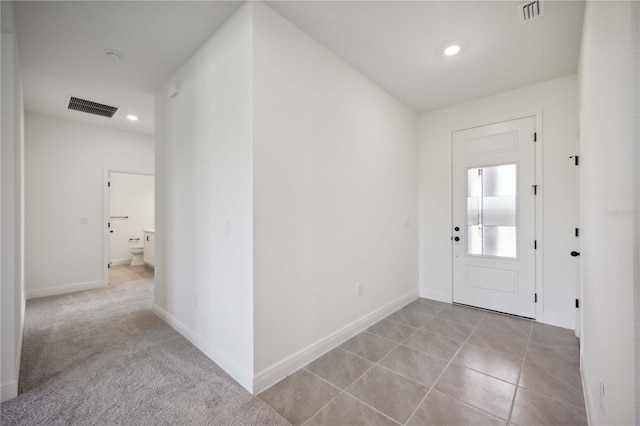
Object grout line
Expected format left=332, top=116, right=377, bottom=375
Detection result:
left=506, top=321, right=534, bottom=424
left=304, top=316, right=429, bottom=425
left=403, top=311, right=487, bottom=425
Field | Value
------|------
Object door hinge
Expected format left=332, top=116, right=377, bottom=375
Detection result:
left=575, top=228, right=579, bottom=237
left=534, top=240, right=537, bottom=249
left=534, top=132, right=537, bottom=142
left=570, top=155, right=579, bottom=166
left=108, top=263, right=111, bottom=269
left=108, top=181, right=111, bottom=187
left=535, top=293, right=538, bottom=303
left=575, top=298, right=580, bottom=308
left=532, top=184, right=538, bottom=195
left=108, top=222, right=111, bottom=228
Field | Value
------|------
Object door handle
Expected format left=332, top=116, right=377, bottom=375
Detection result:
left=570, top=251, right=580, bottom=257
left=454, top=236, right=460, bottom=242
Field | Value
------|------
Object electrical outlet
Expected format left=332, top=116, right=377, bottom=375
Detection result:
left=599, top=378, right=605, bottom=415
left=356, top=283, right=362, bottom=297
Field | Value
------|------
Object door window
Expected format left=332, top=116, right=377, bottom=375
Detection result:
left=467, top=164, right=517, bottom=258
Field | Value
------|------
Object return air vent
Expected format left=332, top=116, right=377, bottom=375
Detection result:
left=518, top=0, right=544, bottom=23
left=67, top=96, right=118, bottom=118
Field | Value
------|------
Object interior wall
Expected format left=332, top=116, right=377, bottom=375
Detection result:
left=252, top=1, right=419, bottom=387
left=24, top=113, right=154, bottom=299
left=1, top=1, right=25, bottom=402
left=419, top=74, right=579, bottom=329
left=109, top=172, right=155, bottom=264
left=154, top=2, right=254, bottom=391
left=578, top=1, right=636, bottom=423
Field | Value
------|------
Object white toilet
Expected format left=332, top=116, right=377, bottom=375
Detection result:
left=129, top=244, right=144, bottom=266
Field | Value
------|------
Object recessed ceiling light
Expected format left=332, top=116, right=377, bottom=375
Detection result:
left=126, top=114, right=138, bottom=121
left=444, top=45, right=461, bottom=56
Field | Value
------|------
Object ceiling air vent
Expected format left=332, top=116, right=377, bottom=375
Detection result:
left=67, top=96, right=118, bottom=118
left=518, top=0, right=544, bottom=23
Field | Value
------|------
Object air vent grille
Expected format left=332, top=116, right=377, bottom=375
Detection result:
left=67, top=96, right=118, bottom=118
left=519, top=0, right=544, bottom=23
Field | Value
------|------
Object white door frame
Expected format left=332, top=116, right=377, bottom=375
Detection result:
left=448, top=110, right=543, bottom=321
left=103, top=168, right=155, bottom=286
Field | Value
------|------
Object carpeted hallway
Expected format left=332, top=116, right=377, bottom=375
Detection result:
left=0, top=265, right=288, bottom=425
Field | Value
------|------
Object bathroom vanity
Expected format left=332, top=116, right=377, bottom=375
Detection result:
left=143, top=229, right=155, bottom=267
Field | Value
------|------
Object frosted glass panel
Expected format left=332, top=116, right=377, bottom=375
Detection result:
left=467, top=164, right=517, bottom=258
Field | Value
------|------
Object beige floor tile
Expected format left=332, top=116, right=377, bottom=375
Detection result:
left=530, top=323, right=579, bottom=356
left=367, top=318, right=417, bottom=343
left=386, top=308, right=431, bottom=328
left=346, top=365, right=428, bottom=424
left=453, top=343, right=522, bottom=384
left=403, top=329, right=462, bottom=360
left=436, top=305, right=486, bottom=327
left=305, top=392, right=399, bottom=426
left=511, top=387, right=587, bottom=425
left=525, top=342, right=580, bottom=372
left=340, top=332, right=397, bottom=362
left=258, top=369, right=339, bottom=426
left=403, top=299, right=444, bottom=317
left=305, top=347, right=373, bottom=389
left=467, top=329, right=528, bottom=360
left=421, top=317, right=474, bottom=342
left=435, top=364, right=515, bottom=420
left=477, top=314, right=532, bottom=340
left=519, top=361, right=585, bottom=408
left=408, top=389, right=505, bottom=426
left=379, top=344, right=448, bottom=387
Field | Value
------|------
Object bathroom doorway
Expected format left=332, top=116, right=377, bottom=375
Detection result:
left=104, top=170, right=155, bottom=285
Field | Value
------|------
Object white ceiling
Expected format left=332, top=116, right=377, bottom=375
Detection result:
left=13, top=1, right=585, bottom=136
left=14, top=1, right=243, bottom=134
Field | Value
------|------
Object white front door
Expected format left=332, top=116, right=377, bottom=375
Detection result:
left=452, top=117, right=536, bottom=318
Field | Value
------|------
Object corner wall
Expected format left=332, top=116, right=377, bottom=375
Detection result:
left=418, top=75, right=579, bottom=329
left=578, top=2, right=636, bottom=423
left=154, top=2, right=254, bottom=391
left=1, top=1, right=25, bottom=402
left=24, top=113, right=154, bottom=299
left=252, top=2, right=419, bottom=391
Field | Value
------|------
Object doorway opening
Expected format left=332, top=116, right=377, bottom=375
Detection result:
left=104, top=170, right=155, bottom=285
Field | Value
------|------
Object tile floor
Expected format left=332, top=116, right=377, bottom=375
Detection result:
left=259, top=298, right=587, bottom=426
left=109, top=264, right=154, bottom=284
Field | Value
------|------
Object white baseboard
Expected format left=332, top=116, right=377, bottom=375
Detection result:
left=26, top=280, right=107, bottom=300
left=541, top=311, right=575, bottom=330
left=110, top=258, right=132, bottom=266
left=419, top=287, right=451, bottom=303
left=581, top=359, right=595, bottom=425
left=1, top=381, right=18, bottom=402
left=151, top=303, right=253, bottom=393
left=252, top=289, right=419, bottom=395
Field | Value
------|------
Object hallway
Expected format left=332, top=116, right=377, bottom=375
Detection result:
left=0, top=266, right=285, bottom=425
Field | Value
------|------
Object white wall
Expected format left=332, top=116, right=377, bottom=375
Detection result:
left=154, top=2, right=254, bottom=392
left=419, top=75, right=579, bottom=329
left=109, top=172, right=155, bottom=264
left=252, top=2, right=419, bottom=388
left=1, top=1, right=25, bottom=402
left=24, top=113, right=154, bottom=299
left=579, top=2, right=636, bottom=424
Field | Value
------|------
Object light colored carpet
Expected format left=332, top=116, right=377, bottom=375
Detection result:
left=1, top=267, right=288, bottom=425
